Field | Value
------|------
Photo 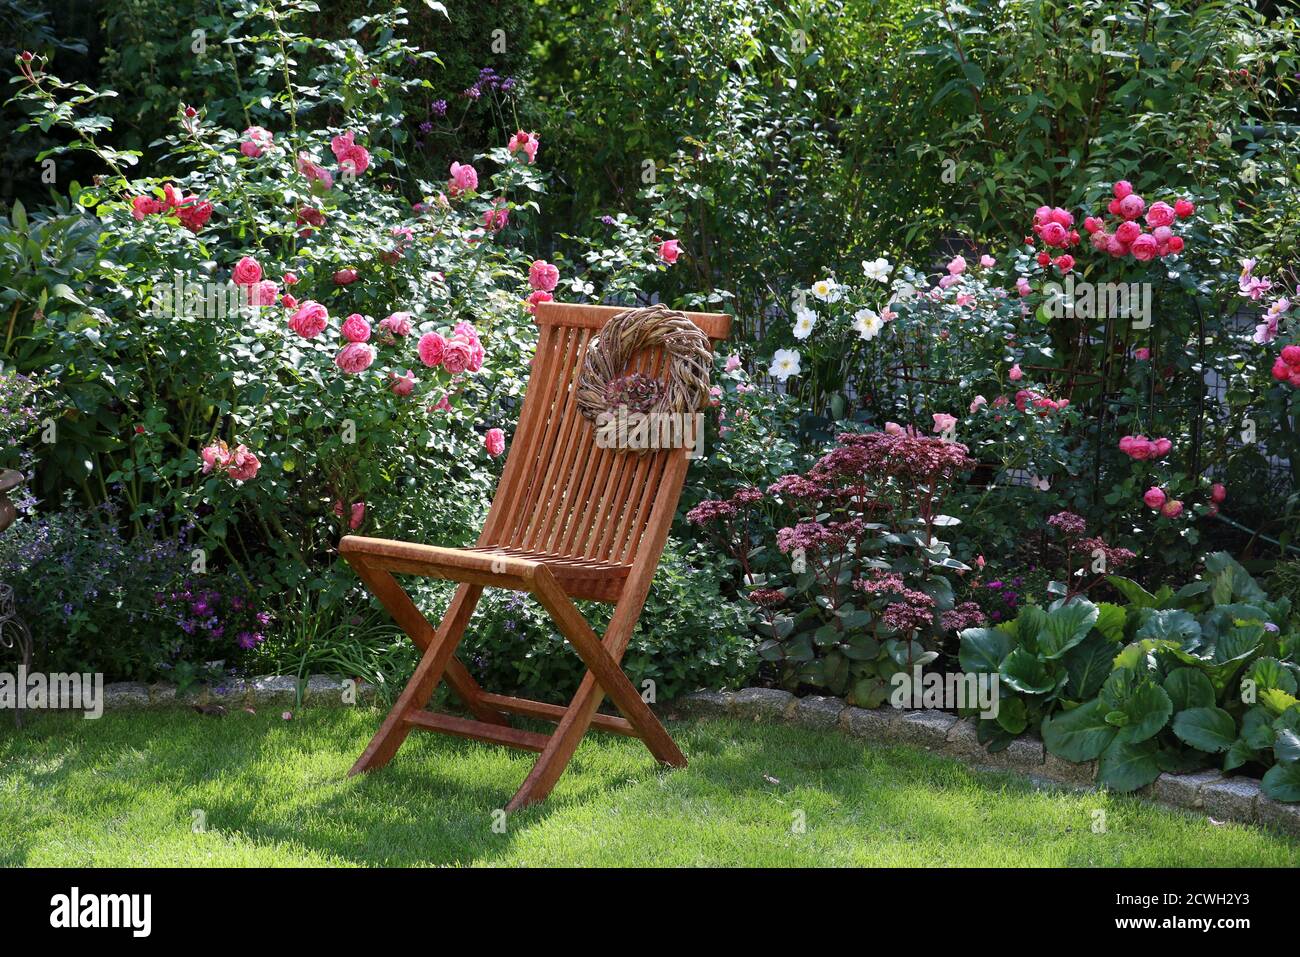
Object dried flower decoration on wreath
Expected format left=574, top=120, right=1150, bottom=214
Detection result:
left=575, top=304, right=712, bottom=452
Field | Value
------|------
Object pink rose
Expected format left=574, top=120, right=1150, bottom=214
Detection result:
left=526, top=290, right=553, bottom=314
left=946, top=255, right=967, bottom=276
left=1134, top=347, right=1150, bottom=360
left=1054, top=254, right=1075, bottom=273
left=232, top=256, right=263, bottom=286
left=1152, top=437, right=1172, bottom=458
left=529, top=259, right=560, bottom=292
left=1115, top=221, right=1141, bottom=245
left=1130, top=233, right=1159, bottom=262
left=979, top=254, right=996, bottom=268
left=281, top=294, right=298, bottom=310
left=1283, top=345, right=1300, bottom=366
left=932, top=413, right=957, bottom=435
left=448, top=161, right=478, bottom=196
left=1174, top=198, right=1195, bottom=218
left=1145, top=201, right=1176, bottom=229
left=340, top=313, right=371, bottom=343
left=389, top=369, right=416, bottom=396
left=334, top=499, right=366, bottom=529
left=1016, top=277, right=1032, bottom=297
left=485, top=428, right=506, bottom=457
left=659, top=239, right=681, bottom=264
left=1167, top=236, right=1185, bottom=254
left=330, top=132, right=371, bottom=176
left=296, top=152, right=333, bottom=189
left=333, top=268, right=359, bottom=286
left=1118, top=194, right=1146, bottom=221
left=1106, top=235, right=1129, bottom=257
left=1008, top=363, right=1023, bottom=382
left=200, top=443, right=226, bottom=474
left=240, top=126, right=273, bottom=158
left=507, top=130, right=539, bottom=163
left=245, top=279, right=280, bottom=307
left=1143, top=486, right=1166, bottom=510
left=417, top=332, right=446, bottom=367
left=1090, top=230, right=1111, bottom=251
left=226, top=444, right=260, bottom=482
left=283, top=272, right=299, bottom=285
left=1161, top=499, right=1184, bottom=519
left=441, top=338, right=473, bottom=374
left=1113, top=180, right=1133, bottom=199
left=334, top=342, right=376, bottom=374
left=131, top=195, right=165, bottom=219
left=1211, top=483, right=1226, bottom=504
left=969, top=395, right=987, bottom=413
left=724, top=354, right=741, bottom=372
left=379, top=312, right=413, bottom=337
left=1040, top=222, right=1067, bottom=247
left=451, top=321, right=485, bottom=372
left=1083, top=216, right=1103, bottom=234
left=483, top=203, right=510, bottom=231
left=288, top=301, right=329, bottom=338
left=1152, top=225, right=1173, bottom=244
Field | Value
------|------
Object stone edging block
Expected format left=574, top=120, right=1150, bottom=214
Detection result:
left=95, top=676, right=378, bottom=711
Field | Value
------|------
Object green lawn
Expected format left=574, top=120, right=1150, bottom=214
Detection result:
left=1, top=707, right=1296, bottom=867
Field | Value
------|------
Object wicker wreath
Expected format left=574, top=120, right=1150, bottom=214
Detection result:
left=575, top=304, right=712, bottom=449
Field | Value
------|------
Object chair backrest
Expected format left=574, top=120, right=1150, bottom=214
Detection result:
left=481, top=302, right=731, bottom=577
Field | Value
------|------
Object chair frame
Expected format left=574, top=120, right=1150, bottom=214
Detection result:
left=340, top=302, right=731, bottom=810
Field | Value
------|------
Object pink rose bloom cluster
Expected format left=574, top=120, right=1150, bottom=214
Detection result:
left=1029, top=206, right=1080, bottom=274
left=1271, top=344, right=1300, bottom=387
left=658, top=239, right=681, bottom=264
left=507, top=130, right=540, bottom=164
left=200, top=440, right=260, bottom=482
left=1083, top=180, right=1192, bottom=262
left=330, top=131, right=372, bottom=177
left=485, top=428, right=506, bottom=457
left=1119, top=434, right=1173, bottom=460
left=417, top=321, right=485, bottom=375
left=1014, top=388, right=1069, bottom=415
left=231, top=256, right=280, bottom=306
left=130, top=183, right=213, bottom=232
left=240, top=126, right=274, bottom=158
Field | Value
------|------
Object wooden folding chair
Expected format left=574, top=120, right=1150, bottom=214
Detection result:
left=340, top=301, right=731, bottom=810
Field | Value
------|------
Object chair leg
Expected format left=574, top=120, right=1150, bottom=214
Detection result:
left=350, top=581, right=482, bottom=775
left=508, top=571, right=685, bottom=812
left=345, top=557, right=507, bottom=726
left=532, top=569, right=684, bottom=765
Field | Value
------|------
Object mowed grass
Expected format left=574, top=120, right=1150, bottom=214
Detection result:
left=1, top=707, right=1296, bottom=867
